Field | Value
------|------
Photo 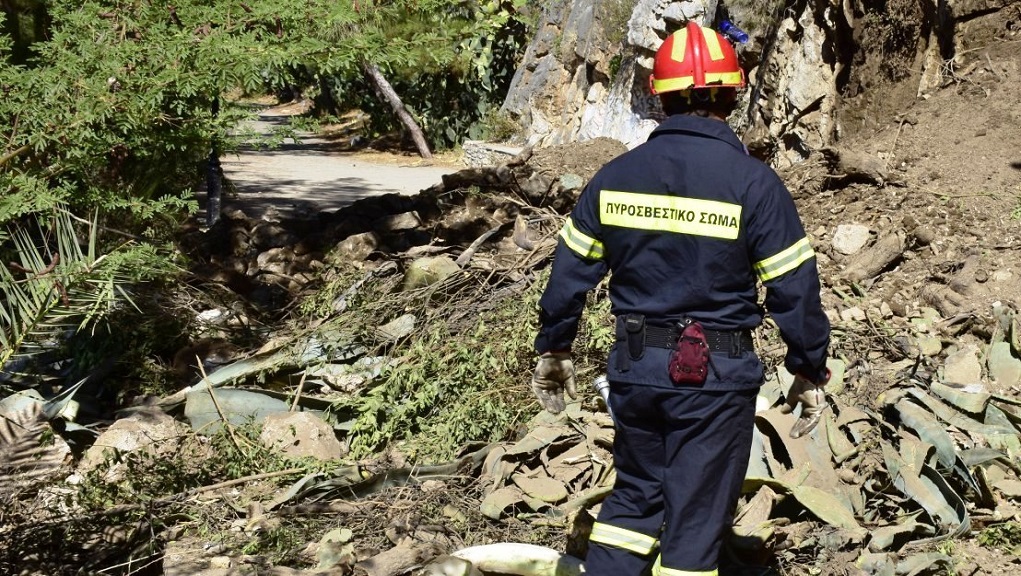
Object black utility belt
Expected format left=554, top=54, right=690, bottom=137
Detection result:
left=615, top=316, right=754, bottom=357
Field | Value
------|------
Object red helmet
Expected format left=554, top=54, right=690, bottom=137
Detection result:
left=649, top=21, right=746, bottom=95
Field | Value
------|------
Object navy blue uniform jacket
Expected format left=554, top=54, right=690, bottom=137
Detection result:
left=534, top=114, right=830, bottom=391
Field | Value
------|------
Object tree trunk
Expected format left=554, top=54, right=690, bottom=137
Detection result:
left=361, top=61, right=432, bottom=159
left=206, top=97, right=223, bottom=227
left=204, top=98, right=222, bottom=225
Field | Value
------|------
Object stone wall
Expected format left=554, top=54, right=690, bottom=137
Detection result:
left=499, top=0, right=957, bottom=169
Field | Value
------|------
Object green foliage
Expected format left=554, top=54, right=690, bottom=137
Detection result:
left=599, top=0, right=634, bottom=48
left=0, top=207, right=176, bottom=374
left=477, top=107, right=521, bottom=142
left=315, top=0, right=535, bottom=149
left=341, top=313, right=533, bottom=462
left=335, top=267, right=614, bottom=463
left=1, top=0, right=536, bottom=227
left=77, top=422, right=316, bottom=510
left=978, top=521, right=1021, bottom=554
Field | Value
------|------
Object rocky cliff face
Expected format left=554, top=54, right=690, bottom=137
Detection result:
left=500, top=0, right=987, bottom=168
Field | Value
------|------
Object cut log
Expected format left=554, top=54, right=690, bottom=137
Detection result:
left=842, top=230, right=907, bottom=283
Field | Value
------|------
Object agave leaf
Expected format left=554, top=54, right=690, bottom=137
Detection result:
left=906, top=389, right=1016, bottom=436
left=930, top=381, right=989, bottom=414
left=825, top=410, right=858, bottom=463
left=881, top=437, right=970, bottom=539
left=867, top=511, right=930, bottom=552
left=894, top=399, right=957, bottom=470
left=896, top=553, right=953, bottom=576
left=743, top=475, right=866, bottom=539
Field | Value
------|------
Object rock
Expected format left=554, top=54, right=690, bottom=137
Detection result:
left=260, top=412, right=346, bottom=461
left=78, top=409, right=190, bottom=476
left=373, top=211, right=422, bottom=232
left=403, top=255, right=461, bottom=290
left=839, top=306, right=867, bottom=322
left=916, top=336, right=944, bottom=357
left=377, top=314, right=417, bottom=342
left=163, top=538, right=240, bottom=576
left=987, top=342, right=1021, bottom=388
left=251, top=222, right=298, bottom=250
left=910, top=307, right=943, bottom=331
left=942, top=345, right=983, bottom=386
left=832, top=224, right=872, bottom=255
left=333, top=231, right=381, bottom=262
left=462, top=141, right=525, bottom=168
left=559, top=173, right=585, bottom=191
left=994, top=479, right=1021, bottom=498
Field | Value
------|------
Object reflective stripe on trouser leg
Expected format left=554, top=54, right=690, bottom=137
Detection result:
left=652, top=554, right=719, bottom=576
left=589, top=522, right=659, bottom=555
left=659, top=387, right=757, bottom=572
left=583, top=382, right=667, bottom=576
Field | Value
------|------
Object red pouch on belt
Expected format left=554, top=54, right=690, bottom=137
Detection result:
left=668, top=319, right=710, bottom=386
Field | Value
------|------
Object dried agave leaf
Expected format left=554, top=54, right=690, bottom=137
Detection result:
left=973, top=465, right=998, bottom=509
left=895, top=552, right=953, bottom=576
left=867, top=511, right=931, bottom=552
left=931, top=381, right=989, bottom=414
left=856, top=552, right=896, bottom=575
left=481, top=486, right=526, bottom=520
left=907, top=388, right=1018, bottom=438
left=824, top=358, right=847, bottom=394
left=895, top=399, right=957, bottom=470
left=733, top=485, right=777, bottom=535
left=744, top=476, right=866, bottom=539
left=506, top=425, right=572, bottom=456
left=748, top=428, right=771, bottom=478
left=558, top=484, right=613, bottom=513
left=585, top=424, right=613, bottom=450
left=824, top=413, right=858, bottom=464
left=539, top=437, right=577, bottom=467
left=511, top=473, right=569, bottom=504
left=881, top=439, right=970, bottom=539
left=834, top=404, right=872, bottom=428
left=756, top=410, right=851, bottom=504
left=545, top=442, right=591, bottom=486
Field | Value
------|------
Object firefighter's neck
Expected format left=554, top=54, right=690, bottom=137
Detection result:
left=682, top=109, right=728, bottom=122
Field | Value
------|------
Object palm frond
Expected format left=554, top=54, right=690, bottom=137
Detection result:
left=0, top=208, right=140, bottom=370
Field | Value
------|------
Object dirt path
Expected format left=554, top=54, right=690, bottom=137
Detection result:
left=210, top=114, right=463, bottom=221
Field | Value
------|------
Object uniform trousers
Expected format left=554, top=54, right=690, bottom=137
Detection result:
left=584, top=383, right=758, bottom=576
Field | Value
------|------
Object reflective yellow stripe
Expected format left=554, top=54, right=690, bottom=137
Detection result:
left=653, top=71, right=743, bottom=92
left=702, top=28, right=725, bottom=60
left=670, top=29, right=688, bottom=63
left=704, top=71, right=743, bottom=85
left=755, top=237, right=815, bottom=281
left=599, top=190, right=741, bottom=240
left=589, top=522, right=659, bottom=555
left=651, top=555, right=718, bottom=576
left=559, top=217, right=605, bottom=260
left=653, top=75, right=695, bottom=92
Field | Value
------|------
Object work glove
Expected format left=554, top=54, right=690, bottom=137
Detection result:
left=781, top=369, right=831, bottom=439
left=531, top=351, right=577, bottom=414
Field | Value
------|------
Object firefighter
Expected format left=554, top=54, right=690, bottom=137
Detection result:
left=530, top=20, right=831, bottom=576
